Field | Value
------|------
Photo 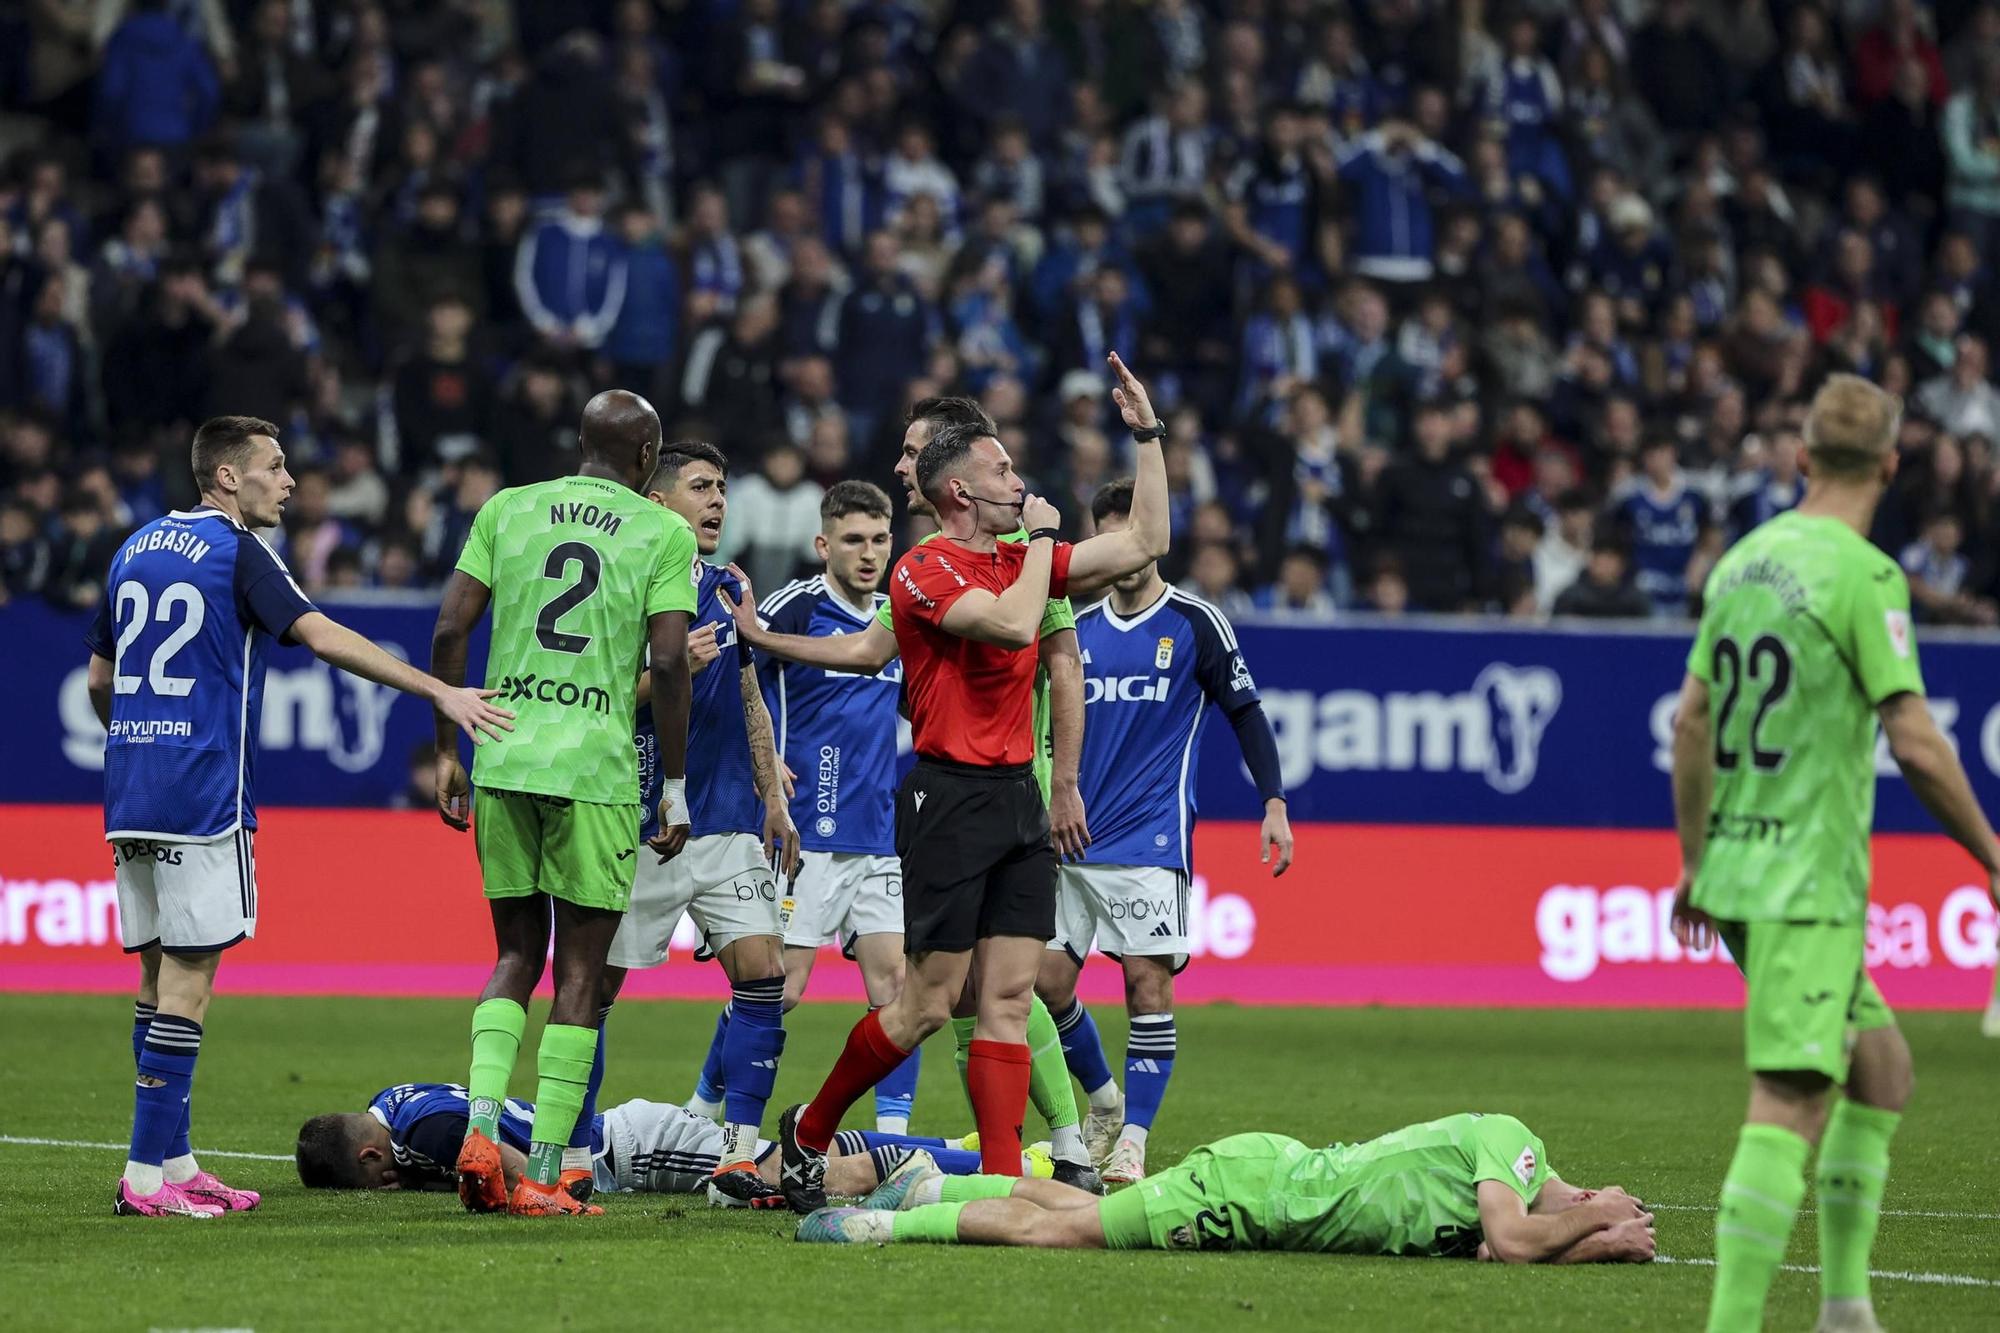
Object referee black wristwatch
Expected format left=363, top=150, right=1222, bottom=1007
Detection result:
left=1129, top=419, right=1167, bottom=443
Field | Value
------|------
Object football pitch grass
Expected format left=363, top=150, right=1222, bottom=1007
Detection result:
left=4, top=995, right=1996, bottom=1331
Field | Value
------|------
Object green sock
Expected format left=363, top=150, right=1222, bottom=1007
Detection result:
left=890, top=1200, right=966, bottom=1243
left=1816, top=1100, right=1900, bottom=1304
left=466, top=998, right=526, bottom=1138
left=940, top=1174, right=1020, bottom=1203
left=1708, top=1123, right=1811, bottom=1333
left=1026, top=992, right=1080, bottom=1132
left=951, top=1016, right=978, bottom=1116
left=526, top=1023, right=597, bottom=1186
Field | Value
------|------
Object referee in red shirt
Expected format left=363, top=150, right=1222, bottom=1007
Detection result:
left=778, top=354, right=1172, bottom=1211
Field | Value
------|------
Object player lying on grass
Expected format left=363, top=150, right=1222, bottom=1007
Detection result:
left=294, top=1084, right=1049, bottom=1200
left=797, top=1111, right=1657, bottom=1267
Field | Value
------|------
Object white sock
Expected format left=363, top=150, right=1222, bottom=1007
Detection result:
left=124, top=1161, right=165, bottom=1195
left=721, top=1121, right=758, bottom=1166
left=912, top=1174, right=947, bottom=1208
left=1049, top=1124, right=1089, bottom=1165
left=1086, top=1082, right=1120, bottom=1112
left=1119, top=1124, right=1150, bottom=1151
left=687, top=1094, right=723, bottom=1121
left=163, top=1153, right=200, bottom=1184
left=560, top=1145, right=592, bottom=1174
left=875, top=1115, right=909, bottom=1136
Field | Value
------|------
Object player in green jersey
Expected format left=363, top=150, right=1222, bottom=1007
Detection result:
left=1670, top=375, right=2000, bottom=1333
left=428, top=390, right=701, bottom=1218
left=795, top=1111, right=1657, bottom=1267
left=716, top=394, right=1101, bottom=1191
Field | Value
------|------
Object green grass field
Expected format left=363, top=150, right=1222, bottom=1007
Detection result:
left=4, top=995, right=1995, bottom=1331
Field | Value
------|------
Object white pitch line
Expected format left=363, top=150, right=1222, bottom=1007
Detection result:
left=0, top=1135, right=292, bottom=1163
left=1656, top=1256, right=2000, bottom=1290
left=1650, top=1202, right=2000, bottom=1222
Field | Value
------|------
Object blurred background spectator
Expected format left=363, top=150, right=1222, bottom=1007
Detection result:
left=6, top=0, right=2000, bottom=623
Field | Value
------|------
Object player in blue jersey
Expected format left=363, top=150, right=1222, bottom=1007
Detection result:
left=603, top=439, right=801, bottom=1209
left=295, top=1083, right=1050, bottom=1198
left=1039, top=479, right=1294, bottom=1186
left=1615, top=437, right=1721, bottom=617
left=83, top=416, right=512, bottom=1219
left=754, top=480, right=922, bottom=1131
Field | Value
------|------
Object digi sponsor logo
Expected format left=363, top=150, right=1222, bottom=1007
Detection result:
left=1535, top=883, right=1998, bottom=982
left=1263, top=664, right=1561, bottom=794
left=1083, top=674, right=1169, bottom=704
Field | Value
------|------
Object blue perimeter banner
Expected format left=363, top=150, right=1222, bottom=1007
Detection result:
left=11, top=597, right=2000, bottom=832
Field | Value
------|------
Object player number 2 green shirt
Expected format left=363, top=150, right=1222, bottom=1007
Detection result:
left=1687, top=512, right=1925, bottom=924
left=455, top=476, right=699, bottom=806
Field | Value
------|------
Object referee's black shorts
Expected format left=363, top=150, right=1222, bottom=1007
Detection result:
left=895, top=756, right=1056, bottom=954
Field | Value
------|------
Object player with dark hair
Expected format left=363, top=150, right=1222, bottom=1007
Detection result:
left=718, top=395, right=1103, bottom=1187
left=797, top=1110, right=1657, bottom=1268
left=1038, top=478, right=1295, bottom=1184
left=598, top=438, right=800, bottom=1210
left=428, top=390, right=697, bottom=1217
left=1670, top=374, right=2000, bottom=1333
left=772, top=352, right=1172, bottom=1214
left=722, top=479, right=924, bottom=1130
left=85, top=415, right=512, bottom=1218
left=294, top=1084, right=1052, bottom=1197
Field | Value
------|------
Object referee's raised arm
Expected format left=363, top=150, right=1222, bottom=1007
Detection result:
left=1061, top=352, right=1172, bottom=600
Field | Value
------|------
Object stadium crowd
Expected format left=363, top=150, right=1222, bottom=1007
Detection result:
left=7, top=0, right=2000, bottom=626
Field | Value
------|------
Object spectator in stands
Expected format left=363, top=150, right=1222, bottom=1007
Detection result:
left=514, top=168, right=626, bottom=352
left=1944, top=52, right=2000, bottom=259
left=372, top=182, right=482, bottom=349
left=1632, top=0, right=1730, bottom=140
left=1554, top=534, right=1653, bottom=619
left=1376, top=400, right=1486, bottom=613
left=1614, top=437, right=1712, bottom=618
left=1184, top=541, right=1251, bottom=620
left=603, top=203, right=678, bottom=400
left=1902, top=510, right=1999, bottom=625
left=1729, top=430, right=1806, bottom=539
left=1915, top=334, right=2000, bottom=438
left=1360, top=554, right=1409, bottom=617
left=1335, top=118, right=1466, bottom=287
left=835, top=230, right=935, bottom=446
left=715, top=440, right=824, bottom=593
left=1253, top=543, right=1338, bottom=622
left=1533, top=489, right=1596, bottom=614
left=94, top=0, right=221, bottom=153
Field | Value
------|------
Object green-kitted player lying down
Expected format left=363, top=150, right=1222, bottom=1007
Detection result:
left=798, top=1112, right=1656, bottom=1265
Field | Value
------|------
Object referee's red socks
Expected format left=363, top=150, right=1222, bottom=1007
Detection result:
left=797, top=1009, right=909, bottom=1151
left=966, top=1039, right=1031, bottom=1176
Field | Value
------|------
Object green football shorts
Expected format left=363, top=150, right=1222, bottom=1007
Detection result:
left=472, top=786, right=641, bottom=912
left=1716, top=919, right=1895, bottom=1083
left=1097, top=1133, right=1301, bottom=1252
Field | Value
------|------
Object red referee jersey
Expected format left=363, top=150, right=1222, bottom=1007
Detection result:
left=890, top=536, right=1073, bottom=767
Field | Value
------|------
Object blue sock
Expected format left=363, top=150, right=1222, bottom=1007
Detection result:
left=569, top=1004, right=612, bottom=1150
left=1123, top=1013, right=1177, bottom=1130
left=130, top=1013, right=202, bottom=1175
left=720, top=978, right=786, bottom=1156
left=693, top=1004, right=729, bottom=1106
left=1053, top=997, right=1116, bottom=1099
left=839, top=1130, right=950, bottom=1153
left=834, top=1131, right=984, bottom=1181
left=133, top=1001, right=193, bottom=1164
left=874, top=1043, right=922, bottom=1127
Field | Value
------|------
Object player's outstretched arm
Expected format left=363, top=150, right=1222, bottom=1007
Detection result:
left=1475, top=1181, right=1649, bottom=1264
left=1063, top=352, right=1171, bottom=600
left=647, top=608, right=694, bottom=862
left=1667, top=672, right=1716, bottom=948
left=294, top=610, right=513, bottom=742
left=718, top=564, right=899, bottom=672
left=1881, top=692, right=2000, bottom=903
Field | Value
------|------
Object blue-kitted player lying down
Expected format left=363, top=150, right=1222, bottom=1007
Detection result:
left=295, top=1083, right=1044, bottom=1201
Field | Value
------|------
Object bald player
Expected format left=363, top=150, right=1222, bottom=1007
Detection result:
left=429, top=390, right=700, bottom=1217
